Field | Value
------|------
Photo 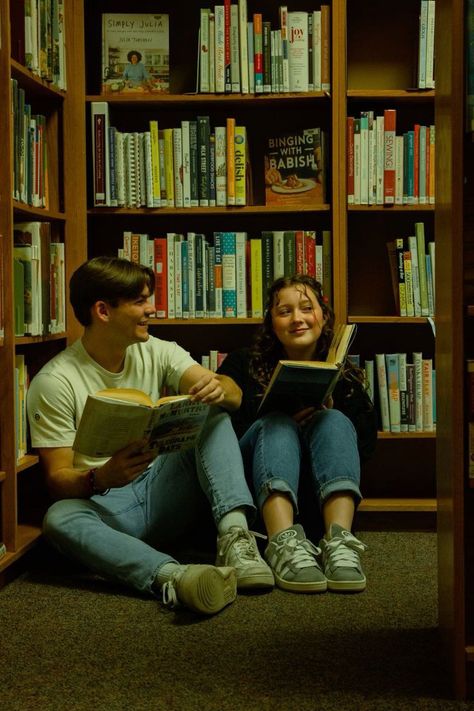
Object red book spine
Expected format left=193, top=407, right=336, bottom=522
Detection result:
left=383, top=109, right=396, bottom=204
left=295, top=230, right=305, bottom=274
left=304, top=231, right=316, bottom=277
left=154, top=237, right=168, bottom=318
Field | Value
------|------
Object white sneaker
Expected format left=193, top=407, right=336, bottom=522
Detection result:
left=319, top=523, right=367, bottom=592
left=265, top=524, right=327, bottom=593
left=161, top=564, right=237, bottom=614
left=216, top=526, right=274, bottom=589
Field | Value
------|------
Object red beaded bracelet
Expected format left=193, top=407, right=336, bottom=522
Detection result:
left=87, top=468, right=110, bottom=496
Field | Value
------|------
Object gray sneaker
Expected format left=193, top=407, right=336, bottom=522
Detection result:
left=319, top=523, right=367, bottom=592
left=264, top=524, right=327, bottom=593
left=216, top=526, right=274, bottom=589
left=161, top=564, right=237, bottom=615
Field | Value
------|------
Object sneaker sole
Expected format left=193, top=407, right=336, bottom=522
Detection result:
left=274, top=574, right=327, bottom=593
left=326, top=578, right=366, bottom=593
left=182, top=566, right=237, bottom=614
left=236, top=571, right=275, bottom=590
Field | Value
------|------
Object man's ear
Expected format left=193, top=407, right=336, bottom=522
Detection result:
left=93, top=300, right=110, bottom=323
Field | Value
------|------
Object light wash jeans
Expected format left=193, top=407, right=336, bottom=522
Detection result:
left=239, top=409, right=361, bottom=534
left=43, top=408, right=255, bottom=595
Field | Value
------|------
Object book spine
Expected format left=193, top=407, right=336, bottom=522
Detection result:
left=347, top=117, right=355, bottom=204
left=189, top=120, right=199, bottom=207
left=226, top=117, right=236, bottom=205
left=288, top=11, right=309, bottom=92
left=197, top=115, right=210, bottom=207
left=250, top=238, right=263, bottom=317
left=320, top=5, right=330, bottom=91
left=224, top=0, right=232, bottom=92
left=149, top=120, right=161, bottom=207
left=153, top=237, right=168, bottom=318
left=181, top=120, right=191, bottom=209
left=91, top=102, right=110, bottom=206
left=234, top=125, right=246, bottom=206
left=235, top=232, right=247, bottom=317
left=215, top=126, right=227, bottom=206
left=253, top=13, right=264, bottom=93
left=221, top=231, right=237, bottom=317
left=238, top=0, right=249, bottom=94
left=230, top=4, right=241, bottom=92
left=383, top=109, right=396, bottom=204
left=375, top=353, right=390, bottom=432
left=200, top=8, right=210, bottom=92
left=279, top=6, right=290, bottom=93
left=213, top=232, right=223, bottom=318
left=215, top=5, right=226, bottom=93
left=385, top=353, right=401, bottom=433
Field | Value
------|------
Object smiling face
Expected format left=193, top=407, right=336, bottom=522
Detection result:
left=105, top=286, right=156, bottom=346
left=270, top=284, right=326, bottom=360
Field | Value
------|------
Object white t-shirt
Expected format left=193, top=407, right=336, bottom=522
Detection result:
left=27, top=336, right=197, bottom=469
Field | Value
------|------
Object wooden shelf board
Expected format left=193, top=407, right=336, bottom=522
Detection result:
left=17, top=454, right=40, bottom=473
left=10, top=59, right=65, bottom=99
left=378, top=430, right=436, bottom=439
left=15, top=332, right=67, bottom=345
left=86, top=92, right=329, bottom=105
left=88, top=204, right=331, bottom=216
left=13, top=200, right=66, bottom=221
left=348, top=204, right=434, bottom=212
left=348, top=316, right=431, bottom=324
left=347, top=89, right=435, bottom=100
left=150, top=317, right=262, bottom=326
left=0, top=525, right=42, bottom=573
left=359, top=498, right=437, bottom=513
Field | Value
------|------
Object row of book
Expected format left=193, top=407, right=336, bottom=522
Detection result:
left=364, top=352, right=436, bottom=434
left=201, top=350, right=228, bottom=372
left=199, top=4, right=330, bottom=95
left=346, top=111, right=435, bottom=206
left=17, top=0, right=67, bottom=90
left=117, top=228, right=332, bottom=319
left=13, top=222, right=66, bottom=337
left=11, top=79, right=49, bottom=209
left=386, top=223, right=435, bottom=318
left=92, top=104, right=249, bottom=209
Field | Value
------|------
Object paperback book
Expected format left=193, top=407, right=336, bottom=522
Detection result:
left=101, top=14, right=169, bottom=95
left=257, top=324, right=356, bottom=416
left=264, top=128, right=326, bottom=206
left=73, top=389, right=208, bottom=458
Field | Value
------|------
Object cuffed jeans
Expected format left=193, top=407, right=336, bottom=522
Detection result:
left=239, top=409, right=361, bottom=535
left=43, top=408, right=255, bottom=595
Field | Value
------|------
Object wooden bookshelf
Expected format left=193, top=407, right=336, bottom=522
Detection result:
left=0, top=1, right=439, bottom=580
left=436, top=0, right=474, bottom=699
left=0, top=0, right=87, bottom=581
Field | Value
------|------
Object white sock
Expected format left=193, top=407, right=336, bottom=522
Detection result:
left=217, top=508, right=248, bottom=536
left=154, top=562, right=185, bottom=588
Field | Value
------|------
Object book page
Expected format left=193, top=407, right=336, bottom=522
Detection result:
left=73, top=397, right=151, bottom=458
left=145, top=399, right=208, bottom=453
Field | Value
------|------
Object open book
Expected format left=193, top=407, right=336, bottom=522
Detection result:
left=73, top=389, right=209, bottom=458
left=257, top=324, right=357, bottom=416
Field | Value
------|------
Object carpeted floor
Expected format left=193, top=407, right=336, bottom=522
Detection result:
left=1, top=531, right=473, bottom=711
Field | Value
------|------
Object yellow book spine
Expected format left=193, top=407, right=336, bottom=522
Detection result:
left=149, top=120, right=161, bottom=207
left=163, top=128, right=175, bottom=207
left=250, top=238, right=263, bottom=317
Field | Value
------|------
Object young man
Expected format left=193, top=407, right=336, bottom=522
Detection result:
left=27, top=257, right=273, bottom=615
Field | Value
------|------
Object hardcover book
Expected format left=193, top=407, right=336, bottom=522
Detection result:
left=257, top=324, right=356, bottom=416
left=101, top=14, right=169, bottom=95
left=73, top=389, right=208, bottom=458
left=264, top=128, right=326, bottom=206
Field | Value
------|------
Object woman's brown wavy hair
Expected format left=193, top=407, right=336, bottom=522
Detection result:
left=248, top=275, right=335, bottom=391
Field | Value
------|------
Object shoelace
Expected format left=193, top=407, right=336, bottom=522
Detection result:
left=273, top=537, right=322, bottom=573
left=323, top=532, right=367, bottom=569
left=219, top=528, right=265, bottom=562
left=161, top=575, right=179, bottom=609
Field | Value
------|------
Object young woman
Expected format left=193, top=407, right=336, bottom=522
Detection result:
left=217, top=274, right=378, bottom=594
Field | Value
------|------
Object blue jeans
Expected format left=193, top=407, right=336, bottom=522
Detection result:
left=239, top=409, right=361, bottom=535
left=43, top=408, right=255, bottom=595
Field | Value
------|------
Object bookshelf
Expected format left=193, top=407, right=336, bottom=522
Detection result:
left=436, top=0, right=474, bottom=699
left=0, top=0, right=438, bottom=582
left=0, top=0, right=87, bottom=583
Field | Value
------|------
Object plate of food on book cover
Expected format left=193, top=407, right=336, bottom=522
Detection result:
left=270, top=176, right=317, bottom=194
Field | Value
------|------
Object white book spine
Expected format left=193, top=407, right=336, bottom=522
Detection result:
left=273, top=231, right=285, bottom=280
left=144, top=132, right=154, bottom=208
left=418, top=0, right=428, bottom=88
left=230, top=4, right=241, bottom=92
left=375, top=115, right=385, bottom=204
left=279, top=6, right=290, bottom=93
left=422, top=358, right=434, bottom=431
left=359, top=115, right=369, bottom=205
left=187, top=233, right=196, bottom=319
left=235, top=232, right=247, bottom=317
left=413, top=352, right=424, bottom=431
left=172, top=128, right=183, bottom=208
left=238, top=0, right=249, bottom=93
left=200, top=9, right=210, bottom=92
left=385, top=353, right=401, bottom=433
left=209, top=12, right=216, bottom=93
left=287, top=11, right=309, bottom=92
left=408, top=234, right=421, bottom=316
left=425, top=0, right=435, bottom=89
left=215, top=6, right=226, bottom=93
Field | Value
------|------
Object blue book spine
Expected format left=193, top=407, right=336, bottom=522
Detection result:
left=221, top=231, right=237, bottom=317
